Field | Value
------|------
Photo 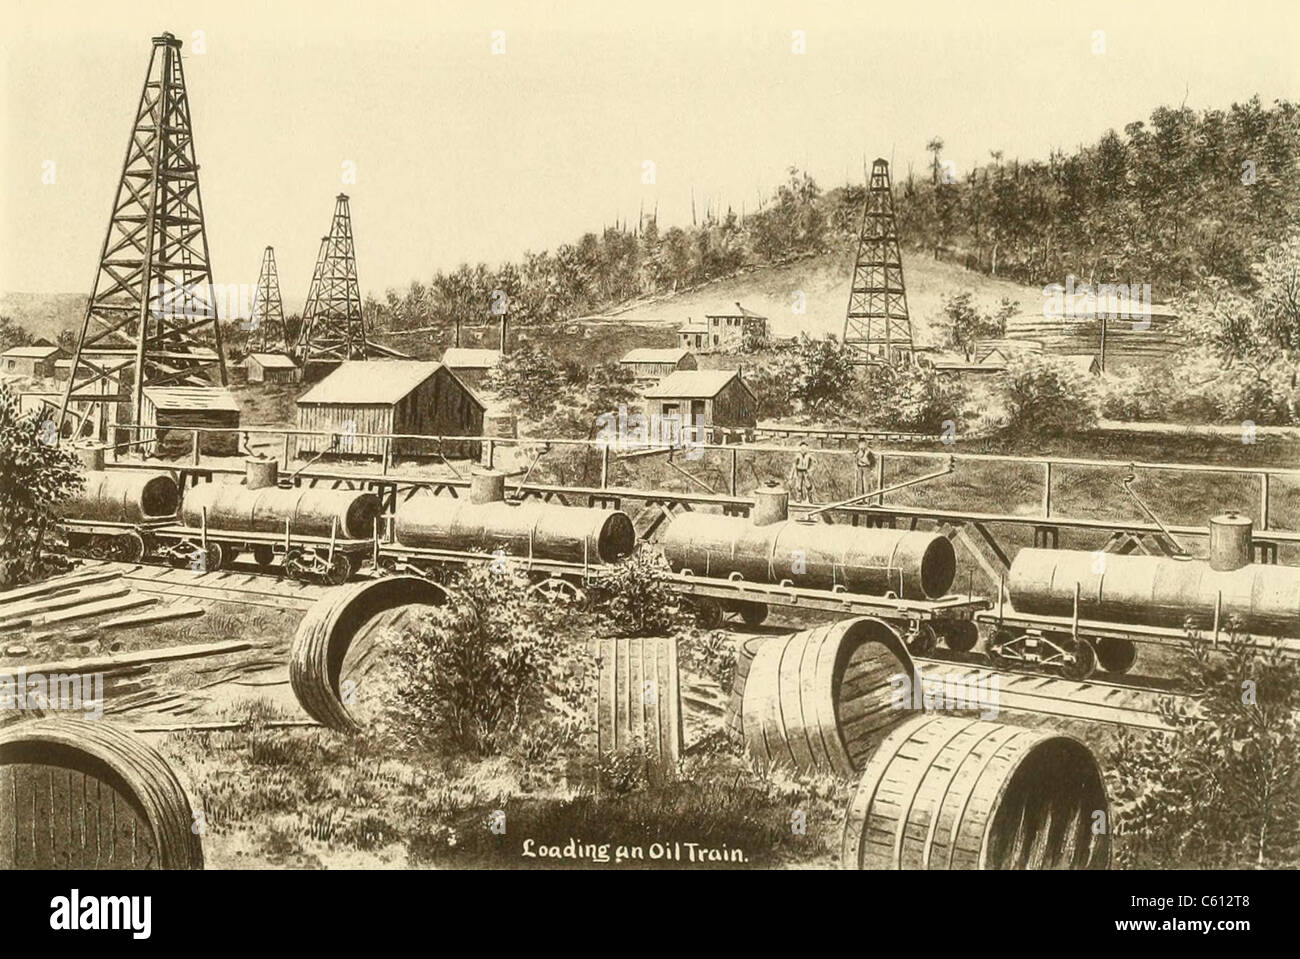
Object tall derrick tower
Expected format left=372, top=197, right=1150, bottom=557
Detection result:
left=59, top=32, right=228, bottom=441
left=248, top=246, right=288, bottom=352
left=843, top=158, right=915, bottom=364
left=294, top=194, right=368, bottom=369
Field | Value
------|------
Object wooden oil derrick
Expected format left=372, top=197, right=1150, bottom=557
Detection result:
left=248, top=246, right=288, bottom=352
left=58, top=32, right=228, bottom=444
left=843, top=159, right=915, bottom=365
left=294, top=194, right=368, bottom=370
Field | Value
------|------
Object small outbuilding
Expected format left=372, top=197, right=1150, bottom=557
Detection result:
left=296, top=360, right=485, bottom=460
left=642, top=369, right=757, bottom=440
left=618, top=347, right=698, bottom=384
left=139, top=386, right=242, bottom=457
left=440, top=348, right=502, bottom=390
left=245, top=352, right=301, bottom=384
left=2, top=344, right=66, bottom=378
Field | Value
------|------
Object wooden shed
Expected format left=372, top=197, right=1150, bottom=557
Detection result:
left=245, top=352, right=301, bottom=384
left=2, top=344, right=66, bottom=379
left=619, top=347, right=697, bottom=385
left=440, top=348, right=502, bottom=390
left=140, top=386, right=242, bottom=457
left=296, top=360, right=485, bottom=460
left=642, top=369, right=757, bottom=440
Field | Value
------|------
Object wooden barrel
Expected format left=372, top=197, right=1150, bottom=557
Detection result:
left=0, top=718, right=203, bottom=869
left=589, top=636, right=683, bottom=774
left=290, top=576, right=446, bottom=732
left=65, top=470, right=180, bottom=523
left=723, top=635, right=766, bottom=743
left=742, top=618, right=914, bottom=776
left=841, top=715, right=1110, bottom=870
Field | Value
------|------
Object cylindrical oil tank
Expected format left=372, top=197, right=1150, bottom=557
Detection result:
left=181, top=483, right=381, bottom=540
left=468, top=469, right=506, bottom=504
left=840, top=715, right=1109, bottom=870
left=750, top=485, right=789, bottom=526
left=1209, top=512, right=1252, bottom=572
left=742, top=618, right=915, bottom=776
left=1008, top=547, right=1300, bottom=637
left=64, top=470, right=180, bottom=523
left=74, top=444, right=106, bottom=471
left=661, top=514, right=956, bottom=600
left=395, top=496, right=636, bottom=564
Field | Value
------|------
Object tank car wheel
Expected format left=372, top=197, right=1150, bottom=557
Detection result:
left=324, top=553, right=352, bottom=586
left=692, top=597, right=724, bottom=630
left=115, top=531, right=146, bottom=564
left=905, top=623, right=937, bottom=657
left=1094, top=637, right=1138, bottom=674
left=252, top=544, right=275, bottom=568
left=197, top=542, right=224, bottom=574
left=1060, top=638, right=1097, bottom=681
left=66, top=532, right=91, bottom=558
left=223, top=548, right=242, bottom=565
left=941, top=620, right=980, bottom=654
left=529, top=577, right=588, bottom=609
left=738, top=602, right=769, bottom=627
left=283, top=548, right=307, bottom=582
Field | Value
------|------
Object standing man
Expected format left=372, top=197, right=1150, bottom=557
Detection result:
left=854, top=439, right=877, bottom=498
left=790, top=441, right=815, bottom=503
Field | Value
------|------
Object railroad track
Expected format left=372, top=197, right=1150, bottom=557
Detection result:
left=87, top=561, right=325, bottom=612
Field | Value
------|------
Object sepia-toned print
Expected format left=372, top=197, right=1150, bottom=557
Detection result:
left=1, top=0, right=1298, bottom=878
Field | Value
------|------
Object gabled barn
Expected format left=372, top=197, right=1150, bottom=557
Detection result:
left=245, top=352, right=301, bottom=384
left=619, top=347, right=697, bottom=384
left=296, top=360, right=485, bottom=459
left=140, top=386, right=242, bottom=456
left=441, top=348, right=502, bottom=389
left=642, top=369, right=757, bottom=439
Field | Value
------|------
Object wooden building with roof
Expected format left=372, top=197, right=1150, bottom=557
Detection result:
left=618, top=347, right=697, bottom=384
left=440, top=347, right=502, bottom=390
left=245, top=352, right=302, bottom=384
left=642, top=368, right=757, bottom=439
left=139, top=386, right=242, bottom=457
left=296, top=360, right=485, bottom=459
left=2, top=343, right=66, bottom=379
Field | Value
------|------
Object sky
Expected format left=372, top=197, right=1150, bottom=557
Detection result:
left=1, top=0, right=1297, bottom=309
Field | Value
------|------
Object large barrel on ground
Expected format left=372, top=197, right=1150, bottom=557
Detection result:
left=0, top=718, right=203, bottom=869
left=662, top=514, right=955, bottom=600
left=588, top=636, right=683, bottom=776
left=723, top=635, right=765, bottom=743
left=742, top=618, right=915, bottom=776
left=395, top=496, right=636, bottom=565
left=1008, top=547, right=1300, bottom=638
left=841, top=715, right=1110, bottom=870
left=181, top=482, right=381, bottom=540
left=290, top=575, right=447, bottom=732
left=64, top=470, right=180, bottom=523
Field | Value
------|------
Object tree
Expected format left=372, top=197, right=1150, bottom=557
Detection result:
left=998, top=354, right=1098, bottom=436
left=485, top=342, right=565, bottom=420
left=0, top=315, right=33, bottom=353
left=772, top=334, right=858, bottom=414
left=0, top=384, right=84, bottom=588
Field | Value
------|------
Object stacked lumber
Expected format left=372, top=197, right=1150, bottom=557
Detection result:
left=0, top=568, right=206, bottom=640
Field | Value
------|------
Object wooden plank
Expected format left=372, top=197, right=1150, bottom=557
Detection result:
left=0, top=570, right=123, bottom=605
left=14, top=639, right=254, bottom=676
left=0, top=585, right=133, bottom=623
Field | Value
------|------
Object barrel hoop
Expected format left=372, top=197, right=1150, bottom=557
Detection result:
left=893, top=718, right=987, bottom=869
left=920, top=723, right=1005, bottom=869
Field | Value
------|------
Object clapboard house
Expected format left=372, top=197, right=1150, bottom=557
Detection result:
left=296, top=360, right=485, bottom=459
left=245, top=352, right=301, bottom=384
left=642, top=369, right=757, bottom=439
left=440, top=347, right=501, bottom=390
left=2, top=343, right=66, bottom=379
left=618, top=347, right=697, bottom=385
left=139, top=386, right=242, bottom=457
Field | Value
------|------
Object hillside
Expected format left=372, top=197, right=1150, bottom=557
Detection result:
left=0, top=291, right=86, bottom=343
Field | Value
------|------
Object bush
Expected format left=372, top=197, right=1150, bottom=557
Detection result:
left=591, top=545, right=690, bottom=638
left=849, top=363, right=964, bottom=433
left=380, top=563, right=590, bottom=758
left=0, top=384, right=84, bottom=588
left=1109, top=632, right=1300, bottom=868
left=771, top=334, right=857, bottom=414
left=998, top=354, right=1098, bottom=436
left=485, top=342, right=566, bottom=420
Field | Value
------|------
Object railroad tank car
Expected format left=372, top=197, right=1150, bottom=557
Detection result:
left=64, top=470, right=180, bottom=523
left=394, top=471, right=636, bottom=565
left=1008, top=513, right=1300, bottom=638
left=180, top=482, right=382, bottom=540
left=661, top=494, right=956, bottom=601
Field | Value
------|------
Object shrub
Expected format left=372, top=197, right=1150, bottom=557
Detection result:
left=849, top=363, right=964, bottom=433
left=772, top=333, right=857, bottom=414
left=998, top=354, right=1098, bottom=436
left=591, top=545, right=690, bottom=638
left=0, top=384, right=84, bottom=588
left=380, top=563, right=589, bottom=757
left=1109, top=632, right=1300, bottom=868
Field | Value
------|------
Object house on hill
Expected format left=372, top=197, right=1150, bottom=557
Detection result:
left=618, top=347, right=697, bottom=385
left=245, top=352, right=301, bottom=384
left=677, top=321, right=709, bottom=351
left=296, top=360, right=485, bottom=459
left=2, top=343, right=66, bottom=378
left=441, top=347, right=502, bottom=389
left=643, top=369, right=757, bottom=439
left=701, top=303, right=768, bottom=352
